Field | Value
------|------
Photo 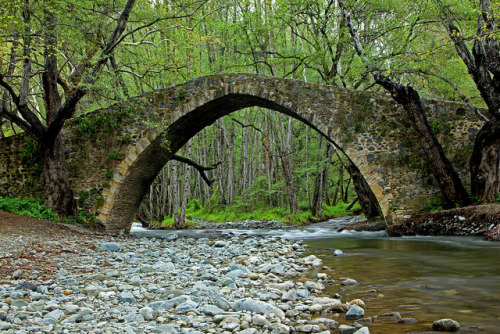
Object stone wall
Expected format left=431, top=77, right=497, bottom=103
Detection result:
left=0, top=134, right=43, bottom=198
left=0, top=73, right=483, bottom=231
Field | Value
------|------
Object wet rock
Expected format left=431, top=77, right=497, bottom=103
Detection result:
left=342, top=278, right=359, bottom=285
left=353, top=327, right=370, bottom=334
left=345, top=304, right=364, bottom=320
left=432, top=318, right=460, bottom=331
left=295, top=324, right=321, bottom=332
left=310, top=317, right=339, bottom=330
left=339, top=324, right=358, bottom=334
left=348, top=299, right=366, bottom=308
left=304, top=280, right=325, bottom=291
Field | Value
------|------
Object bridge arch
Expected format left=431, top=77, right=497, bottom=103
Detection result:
left=94, top=73, right=452, bottom=232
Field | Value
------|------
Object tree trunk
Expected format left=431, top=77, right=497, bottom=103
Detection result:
left=345, top=161, right=381, bottom=218
left=216, top=119, right=227, bottom=205
left=312, top=138, right=332, bottom=217
left=470, top=120, right=500, bottom=202
left=374, top=74, right=471, bottom=208
left=340, top=1, right=471, bottom=208
left=41, top=135, right=76, bottom=217
left=279, top=116, right=298, bottom=213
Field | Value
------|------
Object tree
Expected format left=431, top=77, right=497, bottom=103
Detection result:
left=0, top=0, right=208, bottom=217
left=339, top=0, right=471, bottom=208
left=434, top=0, right=500, bottom=202
left=0, top=0, right=138, bottom=216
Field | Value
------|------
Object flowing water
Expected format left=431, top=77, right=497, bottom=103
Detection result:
left=131, top=217, right=500, bottom=333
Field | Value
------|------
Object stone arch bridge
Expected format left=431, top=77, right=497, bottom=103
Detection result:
left=0, top=74, right=482, bottom=232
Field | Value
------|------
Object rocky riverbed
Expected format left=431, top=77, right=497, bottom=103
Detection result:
left=0, top=212, right=462, bottom=334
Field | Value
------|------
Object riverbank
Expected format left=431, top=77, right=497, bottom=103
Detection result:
left=1, top=211, right=466, bottom=334
left=387, top=204, right=500, bottom=240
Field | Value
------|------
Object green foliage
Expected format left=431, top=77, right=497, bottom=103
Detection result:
left=431, top=119, right=443, bottom=134
left=322, top=202, right=362, bottom=217
left=107, top=149, right=123, bottom=161
left=354, top=123, right=363, bottom=133
left=187, top=201, right=361, bottom=226
left=344, top=133, right=354, bottom=143
left=177, top=88, right=186, bottom=100
left=120, top=133, right=132, bottom=145
left=19, top=137, right=41, bottom=167
left=0, top=196, right=58, bottom=221
left=105, top=169, right=114, bottom=180
left=74, top=108, right=134, bottom=141
left=157, top=216, right=198, bottom=228
left=186, top=199, right=201, bottom=212
left=496, top=193, right=500, bottom=202
left=422, top=196, right=445, bottom=213
left=78, top=187, right=105, bottom=208
left=62, top=210, right=100, bottom=225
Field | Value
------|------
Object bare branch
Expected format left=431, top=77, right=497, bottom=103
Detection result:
left=0, top=73, right=44, bottom=137
left=45, top=0, right=137, bottom=143
left=231, top=118, right=263, bottom=133
left=0, top=104, right=34, bottom=135
left=109, top=1, right=208, bottom=55
left=401, top=69, right=490, bottom=122
left=171, top=154, right=221, bottom=186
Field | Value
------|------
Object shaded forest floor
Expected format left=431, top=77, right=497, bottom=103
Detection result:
left=0, top=211, right=109, bottom=282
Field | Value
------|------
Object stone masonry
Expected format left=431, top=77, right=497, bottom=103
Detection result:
left=0, top=73, right=483, bottom=232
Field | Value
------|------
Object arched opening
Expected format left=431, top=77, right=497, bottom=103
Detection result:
left=101, top=92, right=382, bottom=232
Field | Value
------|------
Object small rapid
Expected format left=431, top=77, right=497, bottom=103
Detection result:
left=130, top=216, right=386, bottom=240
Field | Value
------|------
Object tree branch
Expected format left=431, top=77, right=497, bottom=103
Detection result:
left=0, top=104, right=34, bottom=135
left=45, top=0, right=137, bottom=144
left=0, top=73, right=45, bottom=137
left=401, top=69, right=490, bottom=122
left=231, top=118, right=263, bottom=133
left=171, top=154, right=221, bottom=187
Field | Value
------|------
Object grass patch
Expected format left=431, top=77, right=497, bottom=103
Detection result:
left=0, top=196, right=58, bottom=221
left=0, top=196, right=101, bottom=227
left=185, top=199, right=361, bottom=226
left=152, top=216, right=199, bottom=228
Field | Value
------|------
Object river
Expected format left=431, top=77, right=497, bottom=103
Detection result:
left=131, top=217, right=500, bottom=333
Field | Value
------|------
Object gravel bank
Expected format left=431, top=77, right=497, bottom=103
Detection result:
left=0, top=217, right=373, bottom=334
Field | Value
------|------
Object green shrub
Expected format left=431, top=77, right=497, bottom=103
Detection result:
left=431, top=119, right=443, bottom=134
left=62, top=210, right=100, bottom=225
left=0, top=196, right=58, bottom=221
left=107, top=149, right=123, bottom=160
left=423, top=197, right=445, bottom=213
left=156, top=215, right=198, bottom=228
